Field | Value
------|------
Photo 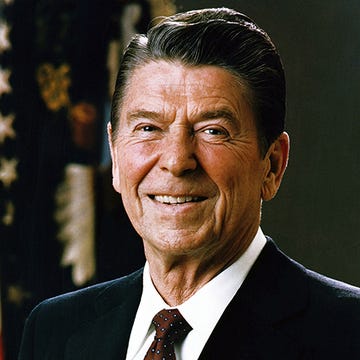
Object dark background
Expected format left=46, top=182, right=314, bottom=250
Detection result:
left=175, top=0, right=360, bottom=286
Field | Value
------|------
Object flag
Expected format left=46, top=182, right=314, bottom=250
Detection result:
left=0, top=286, right=5, bottom=360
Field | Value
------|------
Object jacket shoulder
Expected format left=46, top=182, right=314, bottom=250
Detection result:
left=39, top=268, right=143, bottom=314
left=18, top=269, right=143, bottom=360
left=264, top=238, right=360, bottom=356
left=304, top=267, right=360, bottom=323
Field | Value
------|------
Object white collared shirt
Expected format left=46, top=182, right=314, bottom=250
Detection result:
left=125, top=227, right=267, bottom=360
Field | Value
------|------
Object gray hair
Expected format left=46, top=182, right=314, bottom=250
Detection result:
left=111, top=7, right=286, bottom=156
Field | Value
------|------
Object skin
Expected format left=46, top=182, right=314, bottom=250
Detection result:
left=109, top=61, right=289, bottom=306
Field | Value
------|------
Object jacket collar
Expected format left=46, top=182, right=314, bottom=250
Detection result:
left=199, top=238, right=309, bottom=359
left=63, top=239, right=310, bottom=359
left=64, top=269, right=143, bottom=360
left=242, top=237, right=309, bottom=322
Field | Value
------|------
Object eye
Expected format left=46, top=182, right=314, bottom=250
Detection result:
left=140, top=125, right=158, bottom=132
left=134, top=123, right=161, bottom=133
left=133, top=123, right=163, bottom=140
left=202, top=125, right=230, bottom=138
left=204, top=128, right=228, bottom=136
left=195, top=125, right=230, bottom=143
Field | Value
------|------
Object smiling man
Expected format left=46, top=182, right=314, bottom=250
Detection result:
left=19, top=7, right=360, bottom=360
left=110, top=61, right=281, bottom=296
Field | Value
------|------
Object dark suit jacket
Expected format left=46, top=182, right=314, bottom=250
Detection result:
left=18, top=238, right=360, bottom=359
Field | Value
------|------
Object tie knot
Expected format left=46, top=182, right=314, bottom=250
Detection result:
left=145, top=309, right=192, bottom=359
left=152, top=308, right=192, bottom=344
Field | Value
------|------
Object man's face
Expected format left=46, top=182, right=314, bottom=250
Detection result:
left=110, top=61, right=271, bottom=264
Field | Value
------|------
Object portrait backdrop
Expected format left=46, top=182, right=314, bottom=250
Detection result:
left=175, top=0, right=360, bottom=287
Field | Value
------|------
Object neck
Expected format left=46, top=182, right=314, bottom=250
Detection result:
left=147, top=257, right=221, bottom=306
left=146, top=239, right=253, bottom=306
left=144, top=225, right=259, bottom=306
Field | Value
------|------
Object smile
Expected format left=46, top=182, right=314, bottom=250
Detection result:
left=150, top=195, right=204, bottom=204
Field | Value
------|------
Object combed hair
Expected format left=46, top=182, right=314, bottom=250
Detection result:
left=111, top=7, right=286, bottom=155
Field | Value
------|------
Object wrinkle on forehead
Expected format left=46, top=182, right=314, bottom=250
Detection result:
left=122, top=60, right=252, bottom=123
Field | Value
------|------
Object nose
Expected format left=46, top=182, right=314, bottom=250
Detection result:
left=159, top=128, right=197, bottom=176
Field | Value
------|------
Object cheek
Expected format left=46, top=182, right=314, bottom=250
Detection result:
left=118, top=142, right=158, bottom=191
left=198, top=146, right=242, bottom=186
left=199, top=145, right=264, bottom=201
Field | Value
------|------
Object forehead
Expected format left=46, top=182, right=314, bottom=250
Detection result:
left=121, top=61, right=251, bottom=114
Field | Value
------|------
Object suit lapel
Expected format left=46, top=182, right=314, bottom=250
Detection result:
left=64, top=269, right=143, bottom=360
left=199, top=239, right=309, bottom=359
left=62, top=240, right=310, bottom=359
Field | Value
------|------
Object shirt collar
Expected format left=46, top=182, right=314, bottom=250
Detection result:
left=178, top=227, right=266, bottom=330
left=126, top=227, right=266, bottom=358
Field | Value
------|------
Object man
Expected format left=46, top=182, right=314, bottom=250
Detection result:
left=19, top=7, right=360, bottom=359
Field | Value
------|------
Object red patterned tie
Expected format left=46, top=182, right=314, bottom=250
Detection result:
left=144, top=308, right=192, bottom=360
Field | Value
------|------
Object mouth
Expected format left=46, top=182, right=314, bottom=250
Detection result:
left=149, top=195, right=206, bottom=204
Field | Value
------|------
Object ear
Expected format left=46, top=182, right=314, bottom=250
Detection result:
left=107, top=122, right=121, bottom=193
left=261, top=132, right=290, bottom=201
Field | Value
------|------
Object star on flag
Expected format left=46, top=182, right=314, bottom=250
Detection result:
left=0, top=157, right=18, bottom=188
left=0, top=113, right=15, bottom=144
left=0, top=68, right=11, bottom=96
left=2, top=200, right=14, bottom=226
left=0, top=22, right=11, bottom=53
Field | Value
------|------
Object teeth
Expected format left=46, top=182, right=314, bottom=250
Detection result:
left=154, top=195, right=199, bottom=204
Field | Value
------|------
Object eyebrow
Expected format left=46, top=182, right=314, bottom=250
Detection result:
left=128, top=110, right=160, bottom=121
left=198, top=109, right=237, bottom=123
left=126, top=108, right=238, bottom=125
